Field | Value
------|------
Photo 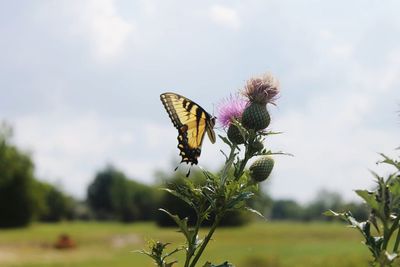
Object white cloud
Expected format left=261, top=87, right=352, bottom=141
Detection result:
left=330, top=43, right=354, bottom=58
left=67, top=0, right=135, bottom=62
left=269, top=88, right=398, bottom=203
left=13, top=113, right=142, bottom=198
left=209, top=5, right=240, bottom=30
left=143, top=122, right=175, bottom=150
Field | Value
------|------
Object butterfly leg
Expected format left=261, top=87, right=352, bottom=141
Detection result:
left=185, top=167, right=191, bottom=177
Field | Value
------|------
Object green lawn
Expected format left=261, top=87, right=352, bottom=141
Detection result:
left=0, top=221, right=370, bottom=267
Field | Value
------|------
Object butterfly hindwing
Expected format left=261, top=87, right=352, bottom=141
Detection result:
left=160, top=92, right=215, bottom=165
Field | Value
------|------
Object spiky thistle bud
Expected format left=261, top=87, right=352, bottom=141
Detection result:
left=249, top=156, right=274, bottom=182
left=227, top=124, right=245, bottom=144
left=241, top=103, right=270, bottom=131
left=250, top=139, right=264, bottom=153
left=240, top=73, right=279, bottom=131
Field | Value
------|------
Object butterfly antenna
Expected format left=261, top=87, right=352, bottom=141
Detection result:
left=212, top=102, right=218, bottom=119
left=174, top=165, right=179, bottom=172
left=186, top=167, right=191, bottom=177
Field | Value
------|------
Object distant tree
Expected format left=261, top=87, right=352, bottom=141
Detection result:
left=129, top=181, right=160, bottom=221
left=35, top=181, right=75, bottom=222
left=270, top=199, right=304, bottom=220
left=270, top=192, right=368, bottom=222
left=0, top=123, right=37, bottom=228
left=87, top=166, right=117, bottom=219
left=303, top=190, right=343, bottom=221
left=87, top=165, right=158, bottom=222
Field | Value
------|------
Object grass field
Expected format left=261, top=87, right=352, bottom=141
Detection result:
left=0, top=221, right=371, bottom=267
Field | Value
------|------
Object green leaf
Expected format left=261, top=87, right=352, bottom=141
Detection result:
left=389, top=175, right=400, bottom=197
left=325, top=210, right=369, bottom=234
left=385, top=251, right=398, bottom=262
left=202, top=189, right=217, bottom=209
left=244, top=207, right=266, bottom=220
left=162, top=246, right=182, bottom=260
left=220, top=149, right=229, bottom=161
left=355, top=190, right=380, bottom=211
left=135, top=240, right=180, bottom=267
left=259, top=131, right=283, bottom=136
left=134, top=249, right=152, bottom=257
left=219, top=135, right=233, bottom=147
left=200, top=166, right=219, bottom=182
left=165, top=261, right=178, bottom=267
left=379, top=153, right=400, bottom=170
left=226, top=191, right=254, bottom=210
left=323, top=210, right=340, bottom=217
left=158, top=209, right=193, bottom=243
left=255, top=150, right=294, bottom=157
left=202, top=261, right=235, bottom=267
left=162, top=188, right=194, bottom=208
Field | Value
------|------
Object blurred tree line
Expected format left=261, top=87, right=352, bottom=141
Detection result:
left=0, top=123, right=368, bottom=228
left=270, top=190, right=368, bottom=222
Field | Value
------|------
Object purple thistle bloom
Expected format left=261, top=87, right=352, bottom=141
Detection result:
left=243, top=73, right=280, bottom=105
left=217, top=94, right=248, bottom=128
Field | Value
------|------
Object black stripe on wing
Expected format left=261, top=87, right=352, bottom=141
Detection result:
left=160, top=92, right=213, bottom=167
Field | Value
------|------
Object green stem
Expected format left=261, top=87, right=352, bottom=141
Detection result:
left=184, top=209, right=205, bottom=267
left=221, top=145, right=237, bottom=185
left=235, top=154, right=250, bottom=179
left=234, top=131, right=257, bottom=179
left=382, top=221, right=390, bottom=250
left=389, top=216, right=400, bottom=253
left=394, top=225, right=400, bottom=253
left=184, top=255, right=190, bottom=267
left=189, top=215, right=222, bottom=267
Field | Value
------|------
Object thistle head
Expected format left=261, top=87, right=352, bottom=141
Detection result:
left=243, top=73, right=280, bottom=105
left=217, top=94, right=247, bottom=128
left=249, top=156, right=274, bottom=182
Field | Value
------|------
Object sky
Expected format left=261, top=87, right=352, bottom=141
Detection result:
left=0, top=0, right=399, bottom=203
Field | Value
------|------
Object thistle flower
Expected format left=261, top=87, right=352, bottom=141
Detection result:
left=243, top=73, right=280, bottom=105
left=217, top=94, right=247, bottom=144
left=241, top=73, right=279, bottom=131
left=217, top=94, right=247, bottom=128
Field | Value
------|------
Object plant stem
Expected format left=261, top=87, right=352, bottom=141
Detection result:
left=382, top=221, right=390, bottom=250
left=235, top=154, right=250, bottom=179
left=221, top=145, right=236, bottom=185
left=389, top=216, right=400, bottom=253
left=184, top=213, right=203, bottom=267
left=189, top=215, right=222, bottom=267
left=184, top=254, right=190, bottom=267
left=394, top=226, right=400, bottom=253
left=234, top=132, right=256, bottom=179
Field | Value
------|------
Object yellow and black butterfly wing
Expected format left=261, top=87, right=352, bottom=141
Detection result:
left=160, top=92, right=215, bottom=165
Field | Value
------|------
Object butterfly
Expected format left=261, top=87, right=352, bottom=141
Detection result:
left=160, top=92, right=216, bottom=173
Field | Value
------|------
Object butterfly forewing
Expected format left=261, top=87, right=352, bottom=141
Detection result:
left=160, top=92, right=215, bottom=166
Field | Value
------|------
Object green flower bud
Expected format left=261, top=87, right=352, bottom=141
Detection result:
left=249, top=156, right=274, bottom=182
left=227, top=124, right=245, bottom=144
left=250, top=139, right=264, bottom=153
left=241, top=103, right=270, bottom=131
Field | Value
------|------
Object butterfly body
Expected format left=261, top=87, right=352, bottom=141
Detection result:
left=160, top=92, right=216, bottom=166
